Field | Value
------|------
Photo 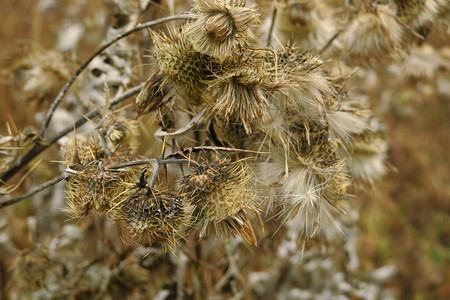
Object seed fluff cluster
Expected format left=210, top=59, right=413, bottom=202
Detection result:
left=135, top=0, right=386, bottom=242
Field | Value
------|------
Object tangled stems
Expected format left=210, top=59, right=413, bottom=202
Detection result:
left=0, top=157, right=203, bottom=209
left=1, top=13, right=192, bottom=187
left=0, top=84, right=144, bottom=185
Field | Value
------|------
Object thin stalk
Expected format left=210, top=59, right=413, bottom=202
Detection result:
left=39, top=14, right=191, bottom=139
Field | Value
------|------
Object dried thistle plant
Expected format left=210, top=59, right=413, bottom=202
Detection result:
left=5, top=0, right=449, bottom=298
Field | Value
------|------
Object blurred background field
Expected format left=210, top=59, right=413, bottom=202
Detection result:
left=0, top=0, right=449, bottom=299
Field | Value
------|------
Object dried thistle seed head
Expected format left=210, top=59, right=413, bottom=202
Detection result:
left=346, top=128, right=388, bottom=184
left=181, top=160, right=260, bottom=245
left=61, top=136, right=140, bottom=218
left=152, top=27, right=212, bottom=105
left=112, top=188, right=191, bottom=250
left=11, top=246, right=51, bottom=291
left=209, top=66, right=275, bottom=135
left=278, top=154, right=349, bottom=240
left=394, top=0, right=445, bottom=29
left=136, top=71, right=174, bottom=117
left=103, top=116, right=138, bottom=150
left=327, top=109, right=369, bottom=144
left=204, top=12, right=235, bottom=42
left=268, top=0, right=336, bottom=51
left=61, top=137, right=104, bottom=167
left=292, top=122, right=340, bottom=167
left=275, top=48, right=337, bottom=120
left=285, top=122, right=351, bottom=204
left=8, top=44, right=72, bottom=107
left=339, top=4, right=403, bottom=66
left=65, top=169, right=119, bottom=218
left=64, top=164, right=140, bottom=219
left=187, top=0, right=260, bottom=60
left=0, top=128, right=38, bottom=175
left=61, top=134, right=137, bottom=169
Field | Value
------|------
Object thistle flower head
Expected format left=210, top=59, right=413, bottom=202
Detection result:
left=209, top=65, right=274, bottom=134
left=8, top=44, right=72, bottom=106
left=181, top=159, right=259, bottom=245
left=187, top=0, right=260, bottom=61
left=394, top=0, right=445, bottom=29
left=152, top=27, right=212, bottom=105
left=0, top=128, right=38, bottom=176
left=112, top=188, right=191, bottom=250
left=62, top=137, right=139, bottom=219
left=339, top=4, right=403, bottom=66
left=276, top=48, right=337, bottom=119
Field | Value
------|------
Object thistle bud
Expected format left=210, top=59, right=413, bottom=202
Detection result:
left=152, top=27, right=212, bottom=105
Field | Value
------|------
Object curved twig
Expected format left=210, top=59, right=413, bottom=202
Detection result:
left=39, top=13, right=192, bottom=139
left=0, top=157, right=202, bottom=209
left=107, top=158, right=202, bottom=170
left=155, top=105, right=208, bottom=138
left=318, top=31, right=341, bottom=55
left=0, top=175, right=66, bottom=209
left=167, top=146, right=270, bottom=159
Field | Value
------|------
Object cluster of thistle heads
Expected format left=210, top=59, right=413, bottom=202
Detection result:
left=45, top=0, right=446, bottom=251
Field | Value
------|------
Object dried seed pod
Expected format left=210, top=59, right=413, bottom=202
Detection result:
left=7, top=44, right=72, bottom=107
left=65, top=168, right=125, bottom=218
left=62, top=137, right=139, bottom=219
left=112, top=188, right=191, bottom=250
left=339, top=4, right=403, bottom=66
left=187, top=0, right=260, bottom=61
left=394, top=0, right=447, bottom=29
left=181, top=160, right=260, bottom=245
